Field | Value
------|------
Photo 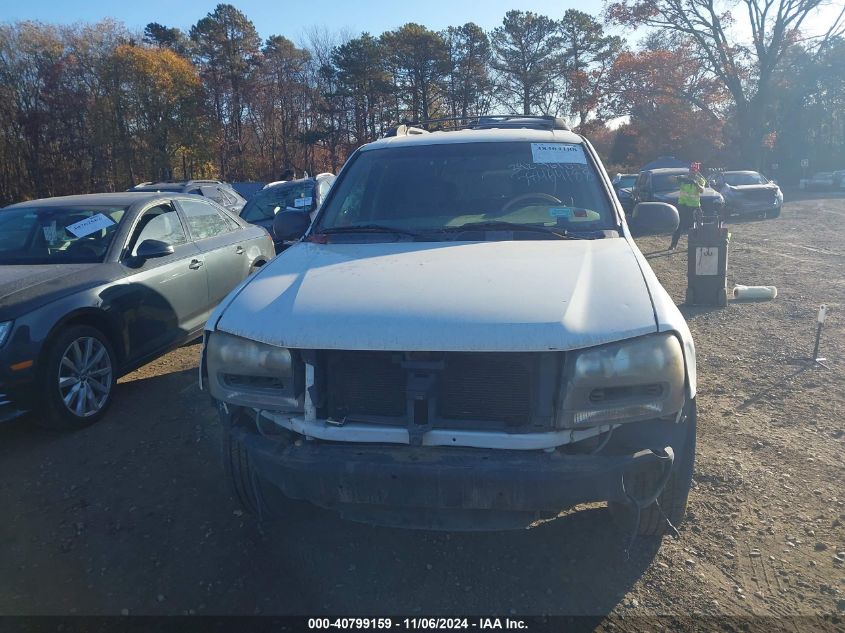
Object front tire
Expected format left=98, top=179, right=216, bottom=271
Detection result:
left=37, top=325, right=116, bottom=430
left=765, top=206, right=781, bottom=219
left=222, top=405, right=299, bottom=519
left=609, top=398, right=697, bottom=536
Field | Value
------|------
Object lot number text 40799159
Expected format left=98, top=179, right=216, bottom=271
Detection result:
left=307, top=618, right=529, bottom=630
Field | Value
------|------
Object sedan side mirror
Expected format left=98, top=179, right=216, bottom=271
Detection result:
left=273, top=211, right=311, bottom=242
left=135, top=239, right=175, bottom=259
left=630, top=202, right=679, bottom=236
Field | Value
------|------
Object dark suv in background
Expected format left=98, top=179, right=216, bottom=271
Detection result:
left=129, top=180, right=246, bottom=216
left=632, top=168, right=724, bottom=217
left=239, top=174, right=335, bottom=252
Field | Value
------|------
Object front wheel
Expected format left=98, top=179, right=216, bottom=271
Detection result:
left=37, top=325, right=116, bottom=430
left=609, top=398, right=697, bottom=536
left=222, top=405, right=301, bottom=519
left=765, top=206, right=781, bottom=219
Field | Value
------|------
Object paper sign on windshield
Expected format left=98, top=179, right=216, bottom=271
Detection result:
left=531, top=143, right=587, bottom=164
left=66, top=213, right=115, bottom=238
left=294, top=197, right=313, bottom=208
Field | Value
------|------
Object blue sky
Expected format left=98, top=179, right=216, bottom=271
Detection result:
left=0, top=0, right=608, bottom=41
left=1, top=0, right=837, bottom=46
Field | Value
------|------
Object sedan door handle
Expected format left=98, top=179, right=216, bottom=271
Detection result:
left=235, top=246, right=245, bottom=255
left=188, top=259, right=204, bottom=270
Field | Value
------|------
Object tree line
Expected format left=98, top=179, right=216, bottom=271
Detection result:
left=0, top=2, right=842, bottom=204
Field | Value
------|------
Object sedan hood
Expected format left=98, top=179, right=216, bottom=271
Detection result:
left=725, top=184, right=779, bottom=193
left=654, top=189, right=722, bottom=203
left=215, top=239, right=659, bottom=352
left=0, top=263, right=117, bottom=318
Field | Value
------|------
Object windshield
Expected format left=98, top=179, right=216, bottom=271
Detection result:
left=316, top=142, right=614, bottom=236
left=0, top=205, right=126, bottom=264
left=616, top=175, right=637, bottom=188
left=241, top=181, right=316, bottom=222
left=724, top=172, right=768, bottom=186
left=652, top=173, right=686, bottom=192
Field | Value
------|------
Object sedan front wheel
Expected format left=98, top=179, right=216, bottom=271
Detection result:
left=37, top=325, right=116, bottom=430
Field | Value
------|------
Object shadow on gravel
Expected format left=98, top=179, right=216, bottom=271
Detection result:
left=644, top=248, right=678, bottom=259
left=677, top=303, right=725, bottom=321
left=249, top=504, right=664, bottom=616
left=0, top=368, right=200, bottom=449
left=737, top=364, right=811, bottom=410
left=0, top=360, right=664, bottom=617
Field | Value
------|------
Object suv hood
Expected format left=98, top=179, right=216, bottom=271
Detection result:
left=214, top=239, right=659, bottom=352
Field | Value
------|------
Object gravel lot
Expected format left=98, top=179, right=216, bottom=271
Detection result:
left=1, top=193, right=844, bottom=621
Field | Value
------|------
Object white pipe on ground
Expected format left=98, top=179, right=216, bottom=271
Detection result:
left=732, top=285, right=778, bottom=300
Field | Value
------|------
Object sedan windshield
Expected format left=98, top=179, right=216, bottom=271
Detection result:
left=315, top=142, right=615, bottom=237
left=0, top=205, right=126, bottom=264
left=241, top=181, right=316, bottom=222
left=724, top=172, right=768, bottom=186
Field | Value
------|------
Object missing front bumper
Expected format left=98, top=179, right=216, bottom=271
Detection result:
left=235, top=426, right=677, bottom=526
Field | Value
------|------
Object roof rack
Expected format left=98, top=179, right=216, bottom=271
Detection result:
left=473, top=115, right=570, bottom=131
left=384, top=123, right=430, bottom=137
left=384, top=114, right=570, bottom=137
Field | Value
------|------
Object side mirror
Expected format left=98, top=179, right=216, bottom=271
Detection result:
left=135, top=239, right=175, bottom=259
left=630, top=202, right=679, bottom=236
left=273, top=211, right=311, bottom=242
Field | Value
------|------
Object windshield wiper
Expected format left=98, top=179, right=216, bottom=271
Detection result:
left=438, top=221, right=579, bottom=239
left=315, top=224, right=422, bottom=238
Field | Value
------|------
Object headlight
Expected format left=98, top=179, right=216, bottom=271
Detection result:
left=557, top=333, right=685, bottom=428
left=205, top=330, right=302, bottom=410
left=0, top=321, right=12, bottom=347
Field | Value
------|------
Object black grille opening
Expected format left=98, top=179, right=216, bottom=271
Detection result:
left=437, top=354, right=532, bottom=427
left=325, top=351, right=406, bottom=419
left=322, top=351, right=545, bottom=429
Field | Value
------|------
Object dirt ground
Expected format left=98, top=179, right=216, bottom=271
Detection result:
left=1, top=193, right=843, bottom=624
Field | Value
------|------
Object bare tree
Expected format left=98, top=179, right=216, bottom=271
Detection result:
left=606, top=0, right=845, bottom=165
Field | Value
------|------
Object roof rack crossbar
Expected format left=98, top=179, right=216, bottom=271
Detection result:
left=384, top=114, right=570, bottom=137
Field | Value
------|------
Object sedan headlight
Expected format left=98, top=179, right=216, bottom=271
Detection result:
left=557, top=333, right=686, bottom=428
left=0, top=321, right=12, bottom=347
left=206, top=330, right=303, bottom=410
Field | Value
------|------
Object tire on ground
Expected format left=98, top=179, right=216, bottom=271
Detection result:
left=37, top=325, right=117, bottom=430
left=608, top=398, right=697, bottom=536
left=222, top=406, right=299, bottom=519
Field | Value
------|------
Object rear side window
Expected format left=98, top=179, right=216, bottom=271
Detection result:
left=179, top=198, right=233, bottom=240
left=200, top=186, right=231, bottom=205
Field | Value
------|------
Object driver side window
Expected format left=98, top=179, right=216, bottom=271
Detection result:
left=128, top=204, right=187, bottom=256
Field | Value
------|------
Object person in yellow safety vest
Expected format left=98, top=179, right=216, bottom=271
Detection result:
left=670, top=162, right=706, bottom=251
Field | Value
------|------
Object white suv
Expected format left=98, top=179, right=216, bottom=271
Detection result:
left=202, top=116, right=697, bottom=535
